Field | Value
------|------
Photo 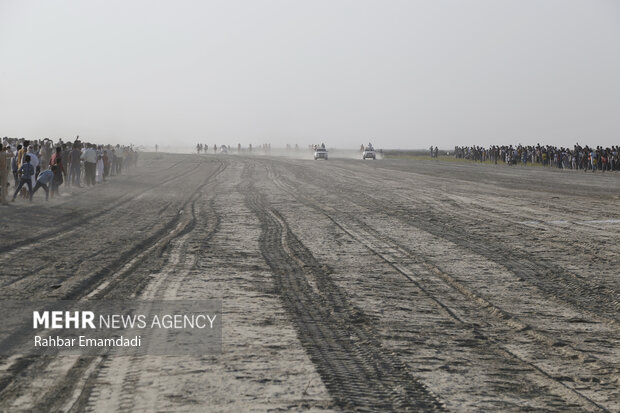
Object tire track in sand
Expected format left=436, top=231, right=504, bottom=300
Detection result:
left=266, top=163, right=615, bottom=412
left=0, top=160, right=189, bottom=256
left=0, top=161, right=226, bottom=412
left=242, top=162, right=445, bottom=412
left=79, top=194, right=222, bottom=413
left=279, top=159, right=620, bottom=324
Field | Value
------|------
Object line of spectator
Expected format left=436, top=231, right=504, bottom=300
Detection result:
left=453, top=144, right=619, bottom=172
left=0, top=136, right=138, bottom=204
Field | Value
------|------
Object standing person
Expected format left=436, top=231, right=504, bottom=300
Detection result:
left=123, top=147, right=130, bottom=170
left=17, top=140, right=28, bottom=169
left=32, top=167, right=54, bottom=201
left=115, top=145, right=123, bottom=175
left=12, top=155, right=34, bottom=202
left=109, top=148, right=116, bottom=176
left=103, top=149, right=110, bottom=178
left=81, top=144, right=97, bottom=186
left=26, top=146, right=39, bottom=187
left=0, top=144, right=13, bottom=205
left=51, top=157, right=66, bottom=198
left=61, top=143, right=70, bottom=182
left=39, top=140, right=48, bottom=169
left=64, top=143, right=71, bottom=185
left=96, top=154, right=104, bottom=183
left=601, top=151, right=608, bottom=172
left=69, top=143, right=82, bottom=187
left=49, top=146, right=62, bottom=167
left=11, top=144, right=22, bottom=186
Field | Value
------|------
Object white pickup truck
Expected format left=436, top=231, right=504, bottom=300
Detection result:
left=362, top=146, right=376, bottom=160
left=314, top=148, right=328, bottom=160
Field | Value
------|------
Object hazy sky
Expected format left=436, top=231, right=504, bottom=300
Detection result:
left=1, top=0, right=619, bottom=149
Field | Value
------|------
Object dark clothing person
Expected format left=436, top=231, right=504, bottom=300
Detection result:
left=81, top=146, right=97, bottom=186
left=84, top=161, right=96, bottom=186
left=51, top=161, right=65, bottom=197
left=50, top=150, right=66, bottom=197
left=69, top=147, right=82, bottom=186
left=103, top=152, right=110, bottom=177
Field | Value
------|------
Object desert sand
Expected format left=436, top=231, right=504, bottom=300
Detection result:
left=0, top=152, right=618, bottom=412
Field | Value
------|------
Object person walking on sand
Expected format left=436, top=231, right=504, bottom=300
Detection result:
left=12, top=154, right=34, bottom=202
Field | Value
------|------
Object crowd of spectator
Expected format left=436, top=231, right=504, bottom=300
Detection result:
left=453, top=144, right=619, bottom=172
left=0, top=136, right=137, bottom=204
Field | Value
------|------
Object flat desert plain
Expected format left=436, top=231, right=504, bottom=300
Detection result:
left=0, top=153, right=618, bottom=412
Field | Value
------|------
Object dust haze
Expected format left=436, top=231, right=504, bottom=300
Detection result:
left=1, top=2, right=619, bottom=412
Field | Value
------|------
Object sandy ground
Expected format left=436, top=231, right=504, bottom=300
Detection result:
left=0, top=152, right=618, bottom=412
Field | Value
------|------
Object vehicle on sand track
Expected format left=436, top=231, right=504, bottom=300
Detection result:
left=314, top=148, right=328, bottom=160
left=362, top=147, right=376, bottom=160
